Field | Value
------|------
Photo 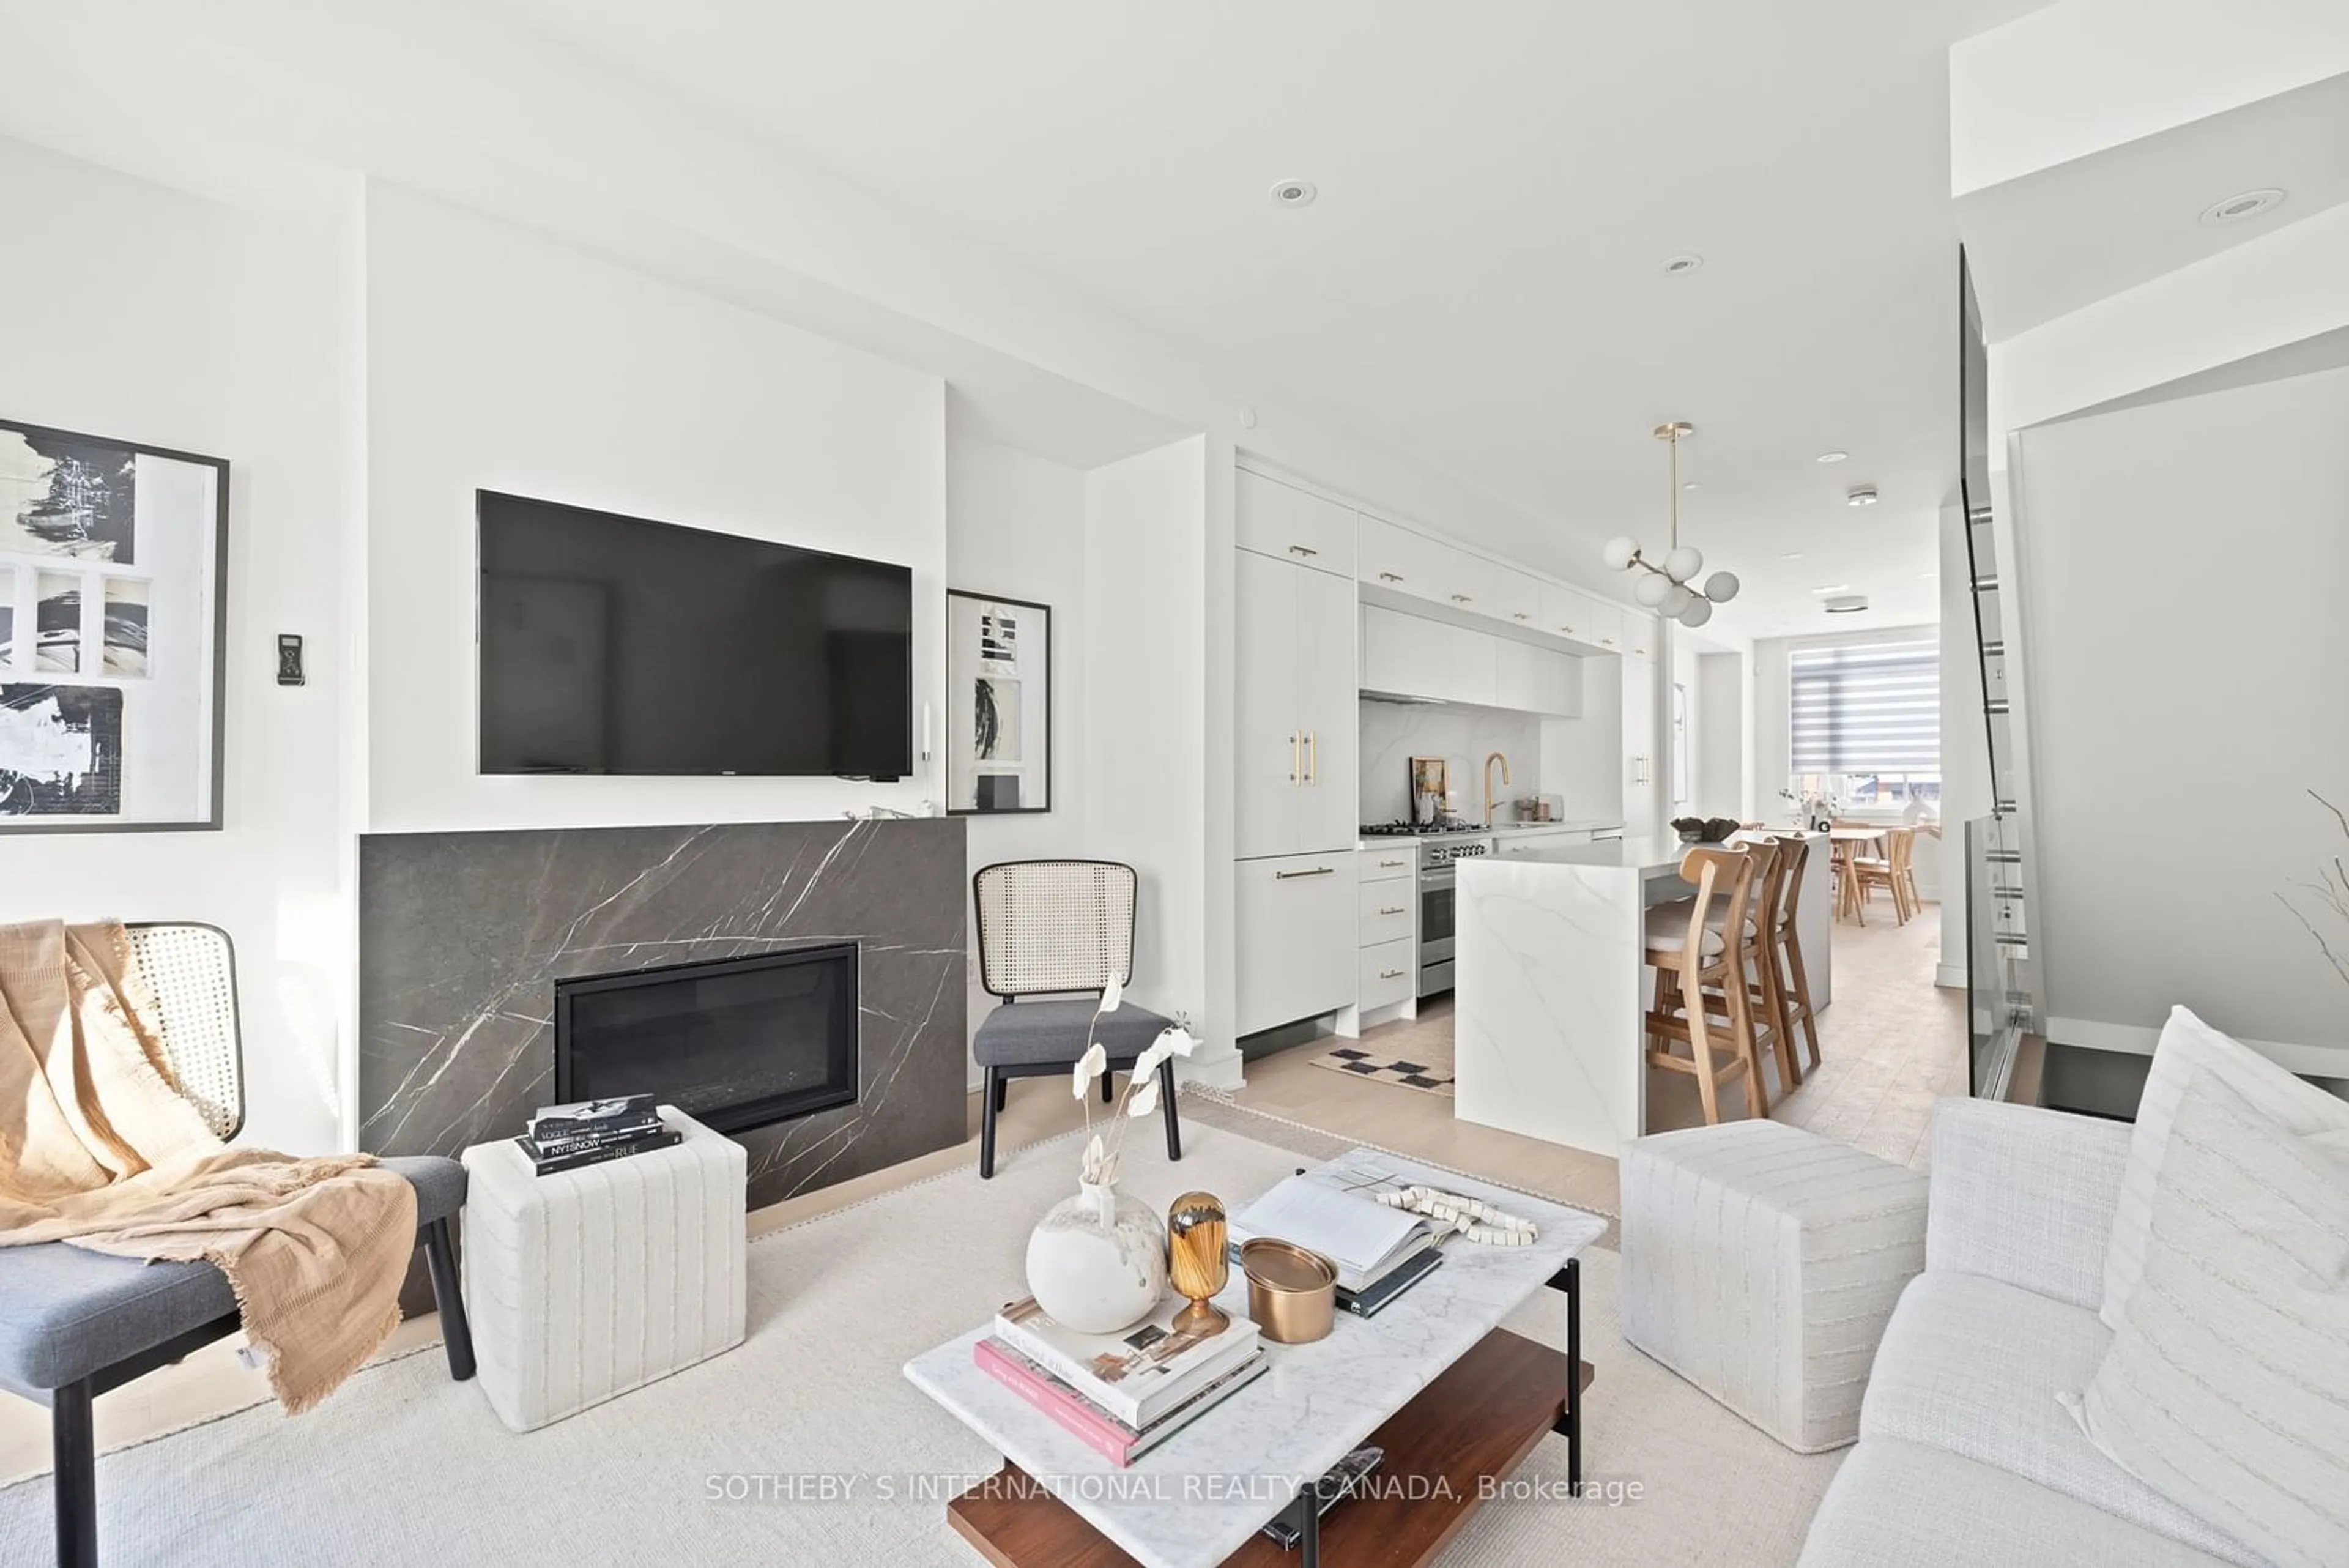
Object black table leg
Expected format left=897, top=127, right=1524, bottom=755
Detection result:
left=1298, top=1482, right=1319, bottom=1568
left=1547, top=1257, right=1583, bottom=1490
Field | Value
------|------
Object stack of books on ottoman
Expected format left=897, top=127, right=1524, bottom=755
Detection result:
left=516, top=1094, right=680, bottom=1175
left=976, top=1296, right=1266, bottom=1466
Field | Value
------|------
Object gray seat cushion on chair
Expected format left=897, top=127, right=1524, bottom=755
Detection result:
left=974, top=1000, right=1174, bottom=1068
left=0, top=1158, right=465, bottom=1398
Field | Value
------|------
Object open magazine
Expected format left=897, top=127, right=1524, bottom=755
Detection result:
left=1227, top=1174, right=1439, bottom=1293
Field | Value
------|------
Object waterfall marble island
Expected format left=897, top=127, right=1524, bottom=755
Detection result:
left=1449, top=833, right=1833, bottom=1156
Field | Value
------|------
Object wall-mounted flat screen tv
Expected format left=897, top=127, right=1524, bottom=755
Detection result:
left=477, top=491, right=913, bottom=779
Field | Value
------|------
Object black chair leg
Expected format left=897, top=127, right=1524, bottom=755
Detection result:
left=1159, top=1058, right=1182, bottom=1161
left=421, top=1217, right=475, bottom=1382
left=980, top=1066, right=1000, bottom=1179
left=53, top=1377, right=96, bottom=1568
left=992, top=1073, right=1008, bottom=1114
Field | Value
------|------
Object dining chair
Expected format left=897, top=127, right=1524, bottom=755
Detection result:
left=1853, top=827, right=1918, bottom=925
left=1641, top=847, right=1771, bottom=1125
left=0, top=923, right=475, bottom=1568
left=970, top=861, right=1182, bottom=1179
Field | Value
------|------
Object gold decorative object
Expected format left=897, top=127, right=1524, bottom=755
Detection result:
left=1165, top=1190, right=1231, bottom=1336
left=1239, top=1238, right=1337, bottom=1344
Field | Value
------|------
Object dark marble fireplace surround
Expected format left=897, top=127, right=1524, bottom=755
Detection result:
left=358, top=818, right=967, bottom=1213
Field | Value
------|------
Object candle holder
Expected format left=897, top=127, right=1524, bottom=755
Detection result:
left=1165, top=1190, right=1231, bottom=1336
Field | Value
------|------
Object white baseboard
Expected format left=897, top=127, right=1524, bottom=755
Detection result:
left=1934, top=962, right=1967, bottom=990
left=2047, top=1016, right=2349, bottom=1079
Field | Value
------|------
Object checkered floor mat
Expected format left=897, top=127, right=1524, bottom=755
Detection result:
left=1307, top=1045, right=1456, bottom=1096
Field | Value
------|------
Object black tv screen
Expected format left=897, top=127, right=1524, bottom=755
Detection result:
left=477, top=491, right=912, bottom=778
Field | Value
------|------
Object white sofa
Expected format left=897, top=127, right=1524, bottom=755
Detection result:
left=1797, top=1098, right=2268, bottom=1568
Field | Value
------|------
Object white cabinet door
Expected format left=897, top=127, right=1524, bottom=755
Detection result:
left=1494, top=567, right=1544, bottom=630
left=1493, top=638, right=1543, bottom=713
left=1292, top=564, right=1358, bottom=853
left=1356, top=513, right=1436, bottom=601
left=1622, top=651, right=1661, bottom=839
left=1360, top=603, right=1448, bottom=700
left=1449, top=623, right=1497, bottom=707
left=1542, top=581, right=1594, bottom=642
left=1234, top=549, right=1301, bottom=859
left=1236, top=852, right=1360, bottom=1035
left=1430, top=541, right=1496, bottom=615
left=1542, top=647, right=1585, bottom=716
left=1583, top=598, right=1625, bottom=653
left=1624, top=611, right=1655, bottom=660
left=1236, top=470, right=1354, bottom=577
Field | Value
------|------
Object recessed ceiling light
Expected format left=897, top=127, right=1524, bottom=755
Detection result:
left=1682, top=480, right=1701, bottom=491
left=1660, top=253, right=1704, bottom=276
left=1846, top=485, right=1879, bottom=507
left=1815, top=450, right=1849, bottom=464
left=2199, top=187, right=2284, bottom=226
left=1809, top=584, right=1853, bottom=595
left=1823, top=593, right=1870, bottom=615
left=1781, top=552, right=1803, bottom=560
left=1269, top=179, right=1318, bottom=208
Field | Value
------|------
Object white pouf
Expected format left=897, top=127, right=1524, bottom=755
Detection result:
left=460, top=1107, right=747, bottom=1433
left=1620, top=1119, right=1928, bottom=1453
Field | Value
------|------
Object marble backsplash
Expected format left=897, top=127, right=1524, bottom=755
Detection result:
left=1359, top=699, right=1545, bottom=824
left=358, top=817, right=967, bottom=1217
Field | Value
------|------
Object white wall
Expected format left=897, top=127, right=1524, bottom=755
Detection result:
left=2014, top=365, right=2349, bottom=1062
left=1082, top=439, right=1215, bottom=1057
left=1357, top=700, right=1542, bottom=825
left=944, top=424, right=1088, bottom=1077
left=362, top=184, right=948, bottom=832
left=0, top=138, right=352, bottom=1153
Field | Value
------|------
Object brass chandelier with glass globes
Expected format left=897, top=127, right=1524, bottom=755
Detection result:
left=1601, top=421, right=1739, bottom=630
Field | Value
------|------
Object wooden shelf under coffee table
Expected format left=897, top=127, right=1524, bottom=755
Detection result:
left=946, top=1326, right=1595, bottom=1567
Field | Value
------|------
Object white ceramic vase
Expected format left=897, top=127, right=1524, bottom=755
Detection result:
left=1024, top=1177, right=1168, bottom=1334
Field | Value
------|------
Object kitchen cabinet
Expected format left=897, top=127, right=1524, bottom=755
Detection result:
left=1235, top=549, right=1357, bottom=858
left=1236, top=851, right=1360, bottom=1035
left=1356, top=513, right=1439, bottom=600
left=1357, top=940, right=1415, bottom=1014
left=1582, top=598, right=1625, bottom=654
left=1236, top=469, right=1354, bottom=577
left=1494, top=567, right=1545, bottom=630
left=1541, top=581, right=1595, bottom=643
left=1494, top=640, right=1582, bottom=718
left=1624, top=612, right=1655, bottom=660
left=1357, top=878, right=1413, bottom=948
left=1622, top=651, right=1660, bottom=839
left=1361, top=842, right=1417, bottom=883
left=1360, top=603, right=1448, bottom=700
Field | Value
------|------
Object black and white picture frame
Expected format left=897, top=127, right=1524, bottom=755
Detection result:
left=0, top=418, right=228, bottom=831
left=946, top=589, right=1050, bottom=815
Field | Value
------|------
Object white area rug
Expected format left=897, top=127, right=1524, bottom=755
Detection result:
left=0, top=1123, right=1837, bottom=1566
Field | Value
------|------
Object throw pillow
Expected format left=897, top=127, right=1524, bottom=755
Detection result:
left=2101, top=1005, right=2349, bottom=1331
left=2066, top=1076, right=2349, bottom=1568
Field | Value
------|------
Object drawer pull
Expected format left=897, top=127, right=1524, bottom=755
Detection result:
left=1378, top=571, right=1405, bottom=583
left=1450, top=593, right=1473, bottom=603
left=1275, top=866, right=1337, bottom=880
left=1288, top=544, right=1319, bottom=557
left=1378, top=905, right=1406, bottom=916
left=1377, top=858, right=1407, bottom=868
left=1378, top=968, right=1406, bottom=980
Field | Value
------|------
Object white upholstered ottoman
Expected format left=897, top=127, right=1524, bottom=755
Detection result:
left=460, top=1107, right=747, bottom=1433
left=1620, top=1119, right=1928, bottom=1452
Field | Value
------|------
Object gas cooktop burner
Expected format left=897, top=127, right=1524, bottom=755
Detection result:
left=1360, top=819, right=1475, bottom=838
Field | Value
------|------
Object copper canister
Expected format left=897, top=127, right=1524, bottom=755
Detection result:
left=1239, top=1238, right=1338, bottom=1344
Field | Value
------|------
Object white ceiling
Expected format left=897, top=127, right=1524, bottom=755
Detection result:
left=459, top=0, right=2044, bottom=636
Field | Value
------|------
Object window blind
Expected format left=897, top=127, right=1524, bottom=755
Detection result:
left=1789, top=639, right=1940, bottom=774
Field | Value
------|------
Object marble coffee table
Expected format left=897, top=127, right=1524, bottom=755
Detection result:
left=904, top=1149, right=1605, bottom=1567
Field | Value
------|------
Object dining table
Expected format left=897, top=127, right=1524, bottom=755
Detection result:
left=1827, top=827, right=1887, bottom=921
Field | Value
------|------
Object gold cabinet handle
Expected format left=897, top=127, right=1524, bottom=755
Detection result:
left=1378, top=968, right=1406, bottom=979
left=1306, top=730, right=1318, bottom=783
left=1378, top=571, right=1405, bottom=583
left=1377, top=858, right=1407, bottom=868
left=1451, top=593, right=1473, bottom=603
left=1288, top=734, right=1301, bottom=784
left=1513, top=612, right=1529, bottom=620
left=1275, top=866, right=1337, bottom=879
left=1378, top=905, right=1407, bottom=915
left=1288, top=544, right=1318, bottom=557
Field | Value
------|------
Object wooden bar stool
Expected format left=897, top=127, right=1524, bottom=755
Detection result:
left=1713, top=838, right=1803, bottom=1094
left=1642, top=847, right=1772, bottom=1125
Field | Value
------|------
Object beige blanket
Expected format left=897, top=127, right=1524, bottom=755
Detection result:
left=0, top=920, right=414, bottom=1413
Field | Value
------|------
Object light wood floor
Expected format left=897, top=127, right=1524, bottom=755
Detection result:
left=2, top=901, right=1961, bottom=1485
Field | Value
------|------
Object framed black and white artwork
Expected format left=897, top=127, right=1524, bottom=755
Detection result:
left=946, top=589, right=1050, bottom=815
left=0, top=418, right=228, bottom=832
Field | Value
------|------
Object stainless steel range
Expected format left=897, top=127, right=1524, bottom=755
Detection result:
left=1364, top=822, right=1493, bottom=997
